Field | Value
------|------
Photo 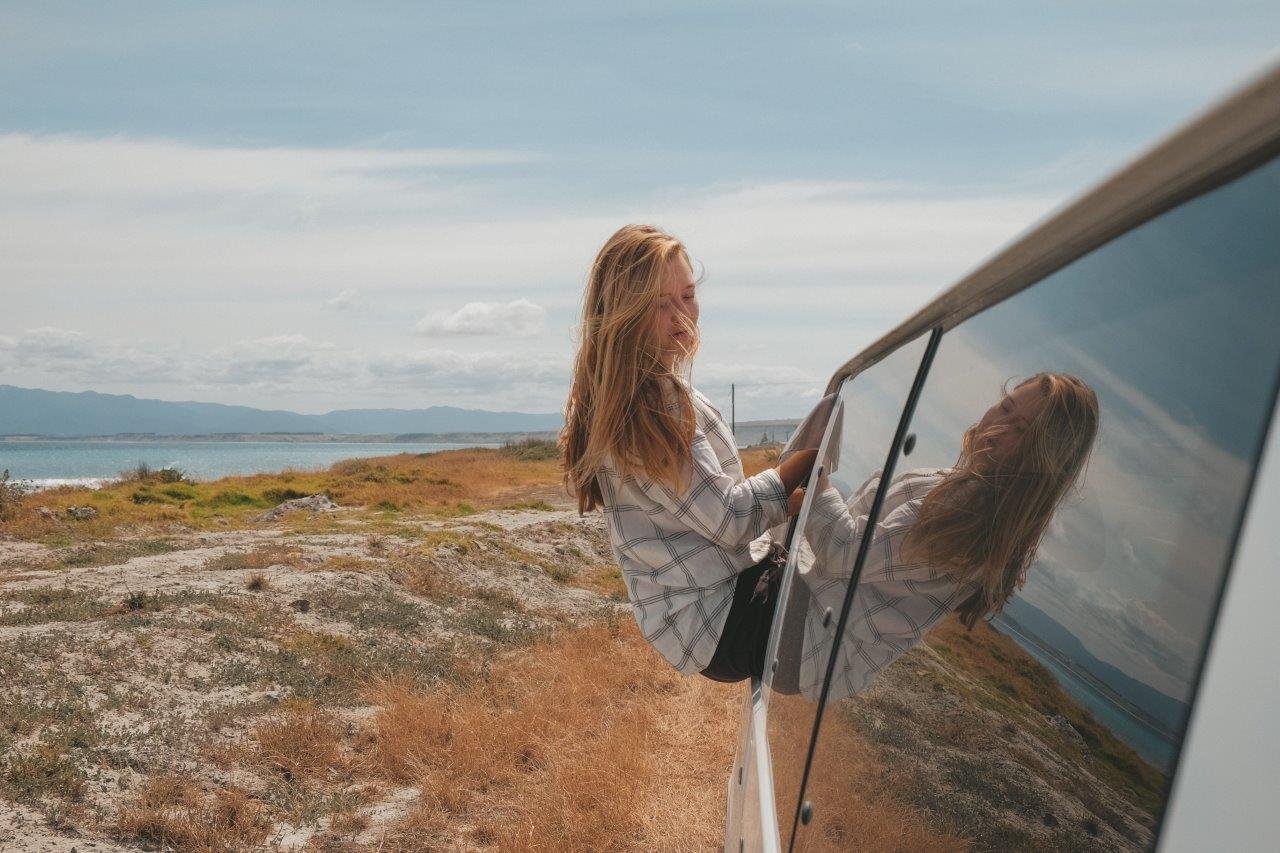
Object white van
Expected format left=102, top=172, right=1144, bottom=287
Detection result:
left=726, top=63, right=1280, bottom=852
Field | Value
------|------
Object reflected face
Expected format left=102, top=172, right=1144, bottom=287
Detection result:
left=971, top=380, right=1047, bottom=467
left=656, top=255, right=699, bottom=364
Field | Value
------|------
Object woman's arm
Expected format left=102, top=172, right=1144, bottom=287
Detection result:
left=634, top=435, right=815, bottom=548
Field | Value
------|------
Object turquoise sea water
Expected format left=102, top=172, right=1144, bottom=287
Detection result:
left=0, top=440, right=497, bottom=490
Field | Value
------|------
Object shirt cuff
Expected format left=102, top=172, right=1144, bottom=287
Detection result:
left=751, top=466, right=791, bottom=528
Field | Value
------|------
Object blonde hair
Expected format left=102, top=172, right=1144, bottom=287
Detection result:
left=560, top=224, right=700, bottom=513
left=902, top=372, right=1099, bottom=628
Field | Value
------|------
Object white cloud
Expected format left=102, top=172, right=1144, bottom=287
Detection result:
left=10, top=327, right=94, bottom=362
left=367, top=348, right=565, bottom=391
left=0, top=133, right=537, bottom=201
left=323, top=289, right=362, bottom=311
left=415, top=299, right=547, bottom=337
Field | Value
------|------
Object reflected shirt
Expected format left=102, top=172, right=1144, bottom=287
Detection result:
left=596, top=384, right=790, bottom=674
left=799, top=467, right=979, bottom=700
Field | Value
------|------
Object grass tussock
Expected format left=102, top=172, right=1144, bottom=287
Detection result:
left=115, top=774, right=270, bottom=852
left=60, top=537, right=180, bottom=569
left=365, top=619, right=683, bottom=850
left=2, top=447, right=564, bottom=541
left=251, top=699, right=346, bottom=781
left=204, top=543, right=304, bottom=572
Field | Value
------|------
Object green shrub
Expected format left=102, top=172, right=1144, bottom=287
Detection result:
left=263, top=487, right=308, bottom=504
left=0, top=469, right=22, bottom=521
left=498, top=438, right=559, bottom=462
left=207, top=490, right=266, bottom=508
left=119, top=462, right=188, bottom=484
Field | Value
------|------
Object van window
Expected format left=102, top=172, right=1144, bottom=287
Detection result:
left=789, top=155, right=1280, bottom=851
left=765, top=331, right=931, bottom=849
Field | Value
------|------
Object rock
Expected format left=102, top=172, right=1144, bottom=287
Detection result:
left=37, top=506, right=58, bottom=520
left=254, top=493, right=340, bottom=522
left=65, top=505, right=99, bottom=520
left=1047, top=713, right=1086, bottom=746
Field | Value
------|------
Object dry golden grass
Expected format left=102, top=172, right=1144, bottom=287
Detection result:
left=739, top=445, right=779, bottom=477
left=115, top=774, right=270, bottom=852
left=252, top=699, right=346, bottom=781
left=204, top=543, right=304, bottom=572
left=358, top=619, right=746, bottom=851
left=350, top=614, right=950, bottom=852
left=385, top=555, right=458, bottom=600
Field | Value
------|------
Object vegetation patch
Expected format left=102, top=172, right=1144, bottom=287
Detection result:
left=2, top=447, right=564, bottom=541
left=60, top=537, right=180, bottom=568
left=497, top=437, right=559, bottom=462
left=115, top=774, right=270, bottom=851
left=203, top=543, right=303, bottom=573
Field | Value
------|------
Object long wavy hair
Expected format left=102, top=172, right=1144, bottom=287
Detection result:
left=902, top=372, right=1099, bottom=628
left=560, top=224, right=700, bottom=513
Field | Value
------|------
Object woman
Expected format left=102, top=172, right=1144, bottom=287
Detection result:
left=560, top=224, right=818, bottom=682
left=799, top=372, right=1099, bottom=699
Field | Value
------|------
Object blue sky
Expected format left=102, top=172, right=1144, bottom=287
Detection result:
left=1, top=2, right=1277, bottom=417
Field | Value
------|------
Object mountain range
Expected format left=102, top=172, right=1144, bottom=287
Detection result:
left=0, top=385, right=564, bottom=437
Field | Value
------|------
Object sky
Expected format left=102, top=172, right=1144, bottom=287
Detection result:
left=2, top=1, right=1277, bottom=419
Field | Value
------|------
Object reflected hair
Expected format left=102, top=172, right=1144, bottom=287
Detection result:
left=902, top=372, right=1100, bottom=628
left=560, top=224, right=700, bottom=513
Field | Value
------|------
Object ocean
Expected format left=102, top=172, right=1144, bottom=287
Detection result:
left=0, top=439, right=498, bottom=491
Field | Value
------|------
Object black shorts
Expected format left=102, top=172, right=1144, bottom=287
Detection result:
left=699, top=547, right=787, bottom=683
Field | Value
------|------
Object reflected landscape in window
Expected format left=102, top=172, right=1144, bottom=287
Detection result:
left=789, top=157, right=1280, bottom=851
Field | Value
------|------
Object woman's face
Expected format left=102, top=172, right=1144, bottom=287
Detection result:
left=656, top=255, right=699, bottom=364
left=971, top=381, right=1047, bottom=468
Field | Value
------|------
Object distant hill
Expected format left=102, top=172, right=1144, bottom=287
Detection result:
left=0, top=385, right=563, bottom=437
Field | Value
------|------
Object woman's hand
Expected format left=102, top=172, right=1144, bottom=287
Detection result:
left=787, top=486, right=807, bottom=516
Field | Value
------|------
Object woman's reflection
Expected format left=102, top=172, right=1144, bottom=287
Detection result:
left=799, top=372, right=1099, bottom=699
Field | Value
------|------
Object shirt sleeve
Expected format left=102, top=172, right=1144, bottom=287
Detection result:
left=633, top=422, right=791, bottom=548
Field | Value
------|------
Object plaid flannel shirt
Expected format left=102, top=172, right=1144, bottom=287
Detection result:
left=795, top=467, right=979, bottom=700
left=597, top=384, right=790, bottom=674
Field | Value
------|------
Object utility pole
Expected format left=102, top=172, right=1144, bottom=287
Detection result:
left=730, top=384, right=736, bottom=439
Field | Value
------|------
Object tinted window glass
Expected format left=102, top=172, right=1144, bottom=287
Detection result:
left=791, top=156, right=1280, bottom=851
left=765, top=333, right=931, bottom=849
